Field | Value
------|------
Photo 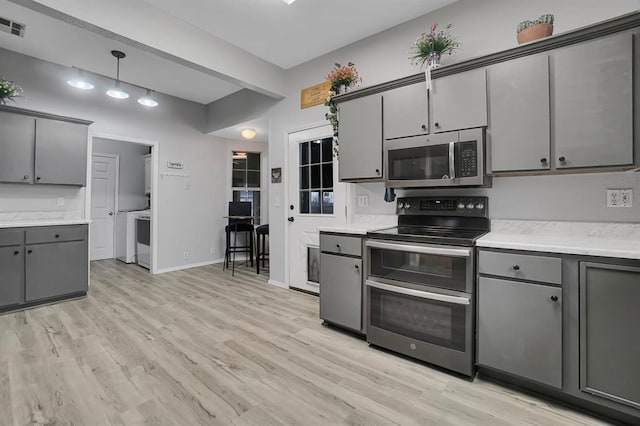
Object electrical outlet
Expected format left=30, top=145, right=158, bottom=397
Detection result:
left=56, top=197, right=64, bottom=206
left=357, top=195, right=369, bottom=207
left=183, top=251, right=189, bottom=260
left=620, top=189, right=633, bottom=208
left=606, top=189, right=621, bottom=207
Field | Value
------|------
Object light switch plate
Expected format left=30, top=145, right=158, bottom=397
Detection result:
left=56, top=197, right=64, bottom=206
left=620, top=189, right=633, bottom=208
left=358, top=195, right=369, bottom=207
left=606, top=189, right=621, bottom=207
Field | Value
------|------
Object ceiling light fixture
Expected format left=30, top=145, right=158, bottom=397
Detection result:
left=282, top=0, right=297, bottom=4
left=67, top=68, right=94, bottom=90
left=138, top=89, right=158, bottom=107
left=106, top=50, right=129, bottom=99
left=240, top=128, right=257, bottom=140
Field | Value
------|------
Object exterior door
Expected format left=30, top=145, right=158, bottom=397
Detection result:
left=287, top=125, right=347, bottom=293
left=90, top=154, right=117, bottom=260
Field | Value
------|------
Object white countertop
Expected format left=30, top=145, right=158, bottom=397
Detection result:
left=318, top=214, right=397, bottom=235
left=0, top=219, right=91, bottom=229
left=477, top=220, right=640, bottom=260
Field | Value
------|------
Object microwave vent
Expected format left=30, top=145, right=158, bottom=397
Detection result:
left=0, top=16, right=26, bottom=37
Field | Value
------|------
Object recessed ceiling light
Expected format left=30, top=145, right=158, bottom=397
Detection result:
left=67, top=69, right=94, bottom=90
left=138, top=89, right=158, bottom=107
left=282, top=0, right=297, bottom=4
left=240, top=128, right=257, bottom=140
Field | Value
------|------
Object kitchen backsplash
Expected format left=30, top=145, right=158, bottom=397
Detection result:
left=0, top=184, right=85, bottom=221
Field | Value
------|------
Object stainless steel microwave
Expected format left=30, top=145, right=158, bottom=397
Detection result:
left=384, top=128, right=487, bottom=188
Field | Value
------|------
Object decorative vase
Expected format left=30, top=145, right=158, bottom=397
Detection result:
left=517, top=23, right=554, bottom=44
left=427, top=52, right=442, bottom=69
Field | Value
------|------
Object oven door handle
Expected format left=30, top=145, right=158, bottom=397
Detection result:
left=449, top=141, right=456, bottom=180
left=365, top=240, right=471, bottom=258
left=366, top=280, right=471, bottom=305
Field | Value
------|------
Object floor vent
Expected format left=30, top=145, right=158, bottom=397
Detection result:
left=0, top=16, right=26, bottom=37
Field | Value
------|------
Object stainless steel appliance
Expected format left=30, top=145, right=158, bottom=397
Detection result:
left=384, top=128, right=487, bottom=188
left=365, top=196, right=489, bottom=377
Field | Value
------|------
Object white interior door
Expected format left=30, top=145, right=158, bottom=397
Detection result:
left=287, top=125, right=347, bottom=293
left=90, top=154, right=117, bottom=260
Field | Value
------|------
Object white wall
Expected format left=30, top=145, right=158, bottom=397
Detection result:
left=268, top=0, right=640, bottom=285
left=92, top=138, right=149, bottom=211
left=0, top=47, right=232, bottom=271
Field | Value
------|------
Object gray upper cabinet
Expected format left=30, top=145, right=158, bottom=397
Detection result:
left=478, top=276, right=562, bottom=389
left=431, top=68, right=487, bottom=133
left=0, top=112, right=36, bottom=184
left=35, top=119, right=88, bottom=186
left=579, top=262, right=640, bottom=410
left=553, top=32, right=633, bottom=169
left=488, top=55, right=551, bottom=172
left=383, top=83, right=428, bottom=140
left=338, top=94, right=383, bottom=181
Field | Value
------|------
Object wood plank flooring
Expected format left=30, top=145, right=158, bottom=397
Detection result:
left=0, top=260, right=611, bottom=425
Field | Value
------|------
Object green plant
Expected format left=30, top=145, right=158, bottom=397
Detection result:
left=0, top=78, right=22, bottom=104
left=324, top=62, right=362, bottom=157
left=410, top=23, right=460, bottom=68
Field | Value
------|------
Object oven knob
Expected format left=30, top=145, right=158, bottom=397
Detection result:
left=457, top=203, right=465, bottom=210
left=466, top=203, right=474, bottom=209
left=476, top=203, right=484, bottom=210
left=398, top=202, right=404, bottom=209
left=405, top=203, right=411, bottom=209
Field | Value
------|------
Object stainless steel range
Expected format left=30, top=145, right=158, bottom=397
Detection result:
left=365, top=196, right=489, bottom=377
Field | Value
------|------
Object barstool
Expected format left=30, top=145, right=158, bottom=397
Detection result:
left=255, top=224, right=269, bottom=274
left=224, top=202, right=254, bottom=276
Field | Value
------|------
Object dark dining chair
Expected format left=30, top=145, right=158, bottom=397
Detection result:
left=255, top=224, right=269, bottom=274
left=224, top=201, right=254, bottom=276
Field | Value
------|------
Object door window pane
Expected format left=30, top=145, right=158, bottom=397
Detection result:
left=298, top=137, right=334, bottom=215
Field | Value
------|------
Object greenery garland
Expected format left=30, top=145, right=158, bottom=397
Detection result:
left=0, top=78, right=22, bottom=105
left=324, top=62, right=361, bottom=157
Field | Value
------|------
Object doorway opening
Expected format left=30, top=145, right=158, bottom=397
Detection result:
left=88, top=134, right=158, bottom=274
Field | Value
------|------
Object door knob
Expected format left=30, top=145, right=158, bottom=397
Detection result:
left=287, top=217, right=294, bottom=222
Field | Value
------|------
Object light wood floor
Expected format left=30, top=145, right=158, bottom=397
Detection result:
left=0, top=260, right=610, bottom=425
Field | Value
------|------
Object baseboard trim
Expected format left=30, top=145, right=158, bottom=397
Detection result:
left=155, top=259, right=224, bottom=274
left=268, top=279, right=288, bottom=289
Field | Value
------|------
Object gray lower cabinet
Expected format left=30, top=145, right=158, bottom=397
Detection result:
left=579, top=262, right=640, bottom=409
left=319, top=253, right=362, bottom=332
left=478, top=276, right=562, bottom=388
left=383, top=82, right=428, bottom=140
left=553, top=32, right=633, bottom=169
left=337, top=94, right=383, bottom=181
left=487, top=54, right=550, bottom=172
left=0, top=245, right=24, bottom=308
left=0, top=112, right=36, bottom=184
left=35, top=119, right=88, bottom=186
left=431, top=68, right=487, bottom=133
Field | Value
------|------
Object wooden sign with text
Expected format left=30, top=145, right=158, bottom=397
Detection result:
left=300, top=81, right=332, bottom=109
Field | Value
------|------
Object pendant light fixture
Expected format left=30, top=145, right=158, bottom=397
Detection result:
left=137, top=89, right=158, bottom=107
left=106, top=50, right=129, bottom=99
left=67, top=68, right=94, bottom=90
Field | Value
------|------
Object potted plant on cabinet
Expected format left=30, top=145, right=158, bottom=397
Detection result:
left=410, top=23, right=460, bottom=69
left=0, top=78, right=22, bottom=105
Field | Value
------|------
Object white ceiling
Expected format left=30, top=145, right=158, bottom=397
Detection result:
left=140, top=0, right=458, bottom=69
left=0, top=0, right=242, bottom=104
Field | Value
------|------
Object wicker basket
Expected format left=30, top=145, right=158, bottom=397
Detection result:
left=517, top=23, right=554, bottom=44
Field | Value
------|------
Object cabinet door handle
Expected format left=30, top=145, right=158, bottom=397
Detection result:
left=55, top=234, right=60, bottom=238
left=336, top=244, right=341, bottom=249
left=434, top=122, right=441, bottom=128
left=512, top=265, right=520, bottom=271
left=550, top=295, right=559, bottom=302
left=558, top=156, right=566, bottom=163
left=375, top=169, right=380, bottom=175
left=23, top=175, right=29, bottom=180
left=27, top=249, right=33, bottom=254
left=354, top=264, right=359, bottom=270
left=540, top=158, right=548, bottom=164
left=36, top=176, right=41, bottom=181
left=13, top=250, right=19, bottom=255
left=421, top=124, right=427, bottom=131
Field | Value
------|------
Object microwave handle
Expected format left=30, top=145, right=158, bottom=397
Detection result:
left=365, top=240, right=471, bottom=258
left=448, top=142, right=456, bottom=180
left=366, top=280, right=471, bottom=305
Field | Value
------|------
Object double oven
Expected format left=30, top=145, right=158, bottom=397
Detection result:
left=365, top=197, right=489, bottom=377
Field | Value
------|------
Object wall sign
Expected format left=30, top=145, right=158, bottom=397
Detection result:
left=167, top=161, right=183, bottom=169
left=300, top=81, right=332, bottom=109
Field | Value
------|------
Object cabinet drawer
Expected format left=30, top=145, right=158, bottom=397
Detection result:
left=0, top=229, right=24, bottom=247
left=26, top=225, right=87, bottom=244
left=320, top=233, right=362, bottom=257
left=479, top=250, right=561, bottom=284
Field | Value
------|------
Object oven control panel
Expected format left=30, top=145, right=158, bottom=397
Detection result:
left=397, top=196, right=488, bottom=217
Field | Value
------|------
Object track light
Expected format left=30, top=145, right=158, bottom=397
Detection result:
left=138, top=89, right=158, bottom=107
left=106, top=50, right=129, bottom=100
left=67, top=69, right=94, bottom=90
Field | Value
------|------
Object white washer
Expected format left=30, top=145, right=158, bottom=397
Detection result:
left=116, top=210, right=150, bottom=263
